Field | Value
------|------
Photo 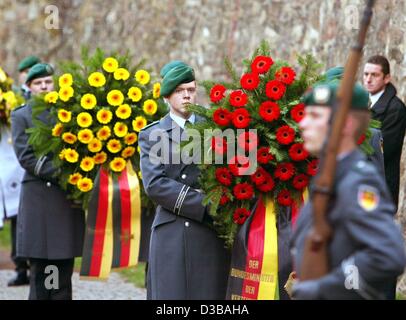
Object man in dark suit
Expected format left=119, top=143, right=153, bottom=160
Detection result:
left=291, top=81, right=405, bottom=299
left=11, top=63, right=85, bottom=300
left=363, top=55, right=406, bottom=208
left=139, top=61, right=230, bottom=299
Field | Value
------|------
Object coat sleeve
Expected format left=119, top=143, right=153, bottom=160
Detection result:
left=317, top=171, right=406, bottom=299
left=11, top=109, right=57, bottom=182
left=381, top=98, right=406, bottom=160
left=139, top=128, right=207, bottom=223
left=368, top=129, right=385, bottom=178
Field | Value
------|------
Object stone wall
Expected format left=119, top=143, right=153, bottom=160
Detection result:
left=1, top=0, right=406, bottom=293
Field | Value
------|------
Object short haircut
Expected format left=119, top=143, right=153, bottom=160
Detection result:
left=366, top=55, right=390, bottom=75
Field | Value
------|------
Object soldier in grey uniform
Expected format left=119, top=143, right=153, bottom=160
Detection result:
left=290, top=80, right=406, bottom=299
left=139, top=61, right=231, bottom=299
left=11, top=63, right=85, bottom=300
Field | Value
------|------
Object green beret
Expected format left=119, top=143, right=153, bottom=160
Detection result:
left=18, top=55, right=41, bottom=72
left=25, top=63, right=54, bottom=84
left=325, top=66, right=344, bottom=82
left=302, top=81, right=369, bottom=111
left=160, top=61, right=195, bottom=97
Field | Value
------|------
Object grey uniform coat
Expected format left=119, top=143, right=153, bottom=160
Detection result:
left=291, top=149, right=406, bottom=299
left=368, top=128, right=385, bottom=178
left=139, top=113, right=231, bottom=300
left=11, top=104, right=85, bottom=260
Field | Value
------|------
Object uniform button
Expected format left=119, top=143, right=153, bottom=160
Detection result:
left=184, top=221, right=190, bottom=227
left=46, top=182, right=51, bottom=187
left=181, top=174, right=187, bottom=180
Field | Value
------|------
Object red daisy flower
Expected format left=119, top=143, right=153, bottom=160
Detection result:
left=240, top=73, right=260, bottom=90
left=307, top=159, right=319, bottom=176
left=275, top=66, right=296, bottom=85
left=215, top=167, right=232, bottom=186
left=210, top=84, right=226, bottom=103
left=233, top=208, right=251, bottom=225
left=265, top=80, right=286, bottom=100
left=288, top=143, right=309, bottom=161
left=277, top=189, right=293, bottom=206
left=292, top=174, right=309, bottom=190
left=213, top=108, right=231, bottom=126
left=250, top=167, right=268, bottom=185
left=290, top=103, right=305, bottom=123
left=257, top=176, right=275, bottom=193
left=233, top=182, right=254, bottom=200
left=212, top=136, right=227, bottom=155
left=357, top=133, right=366, bottom=145
left=259, top=101, right=280, bottom=122
left=220, top=193, right=230, bottom=205
left=231, top=108, right=251, bottom=129
left=274, top=162, right=295, bottom=181
left=229, top=155, right=251, bottom=176
left=276, top=125, right=295, bottom=145
left=229, top=90, right=248, bottom=107
left=237, top=131, right=258, bottom=152
left=257, top=146, right=274, bottom=164
left=251, top=55, right=273, bottom=74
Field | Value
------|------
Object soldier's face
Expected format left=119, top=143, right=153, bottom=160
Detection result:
left=18, top=70, right=28, bottom=86
left=299, top=106, right=331, bottom=156
left=28, top=76, right=54, bottom=95
left=166, top=81, right=197, bottom=119
left=363, top=63, right=390, bottom=95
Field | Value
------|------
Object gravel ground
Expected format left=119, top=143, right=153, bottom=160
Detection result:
left=0, top=270, right=146, bottom=300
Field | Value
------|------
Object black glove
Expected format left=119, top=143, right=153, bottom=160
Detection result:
left=292, top=280, right=321, bottom=300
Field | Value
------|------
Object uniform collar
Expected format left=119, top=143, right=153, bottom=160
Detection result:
left=169, top=112, right=195, bottom=129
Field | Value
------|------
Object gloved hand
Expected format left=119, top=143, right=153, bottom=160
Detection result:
left=292, top=280, right=321, bottom=300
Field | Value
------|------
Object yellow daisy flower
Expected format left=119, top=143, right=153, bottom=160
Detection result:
left=62, top=132, right=77, bottom=144
left=102, top=57, right=119, bottom=73
left=113, top=68, right=130, bottom=81
left=135, top=70, right=150, bottom=85
left=96, top=126, right=111, bottom=141
left=57, top=109, right=72, bottom=123
left=45, top=91, right=59, bottom=104
left=107, top=90, right=124, bottom=106
left=58, top=73, right=73, bottom=87
left=96, top=109, right=113, bottom=124
left=124, top=133, right=138, bottom=145
left=115, top=104, right=132, bottom=119
left=3, top=91, right=17, bottom=107
left=127, top=87, right=142, bottom=102
left=64, top=148, right=79, bottom=163
left=88, top=138, right=103, bottom=153
left=93, top=151, right=108, bottom=164
left=109, top=157, right=126, bottom=172
left=77, top=129, right=94, bottom=144
left=80, top=93, right=97, bottom=110
left=88, top=72, right=106, bottom=87
left=121, top=146, right=136, bottom=159
left=59, top=149, right=66, bottom=160
left=68, top=173, right=82, bottom=185
left=113, top=122, right=128, bottom=138
left=143, top=99, right=158, bottom=115
left=77, top=177, right=93, bottom=192
left=80, top=156, right=95, bottom=172
left=52, top=123, right=63, bottom=137
left=59, top=86, right=74, bottom=102
left=77, top=112, right=93, bottom=128
left=107, top=139, right=122, bottom=153
left=132, top=116, right=147, bottom=132
left=153, top=82, right=161, bottom=99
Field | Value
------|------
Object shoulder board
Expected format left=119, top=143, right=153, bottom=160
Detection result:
left=11, top=104, right=27, bottom=113
left=140, top=120, right=160, bottom=132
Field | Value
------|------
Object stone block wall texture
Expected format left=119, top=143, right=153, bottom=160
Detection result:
left=1, top=0, right=406, bottom=294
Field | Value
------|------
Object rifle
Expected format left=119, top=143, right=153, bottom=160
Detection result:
left=300, top=0, right=376, bottom=280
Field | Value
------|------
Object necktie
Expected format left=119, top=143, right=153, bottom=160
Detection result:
left=368, top=97, right=372, bottom=110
